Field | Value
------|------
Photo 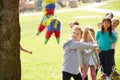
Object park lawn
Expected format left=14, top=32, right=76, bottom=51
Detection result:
left=97, top=0, right=120, bottom=11
left=20, top=1, right=120, bottom=80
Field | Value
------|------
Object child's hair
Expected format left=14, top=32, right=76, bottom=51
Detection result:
left=72, top=25, right=83, bottom=36
left=105, top=12, right=114, bottom=20
left=112, top=18, right=119, bottom=25
left=83, top=25, right=95, bottom=42
left=98, top=13, right=113, bottom=29
left=101, top=18, right=112, bottom=38
left=70, top=20, right=79, bottom=28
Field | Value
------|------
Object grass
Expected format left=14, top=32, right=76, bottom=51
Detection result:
left=97, top=0, right=120, bottom=11
left=20, top=0, right=120, bottom=80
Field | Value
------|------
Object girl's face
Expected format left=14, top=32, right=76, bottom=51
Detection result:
left=86, top=31, right=94, bottom=42
left=103, top=20, right=110, bottom=30
left=72, top=28, right=82, bottom=41
left=86, top=33, right=91, bottom=42
left=112, top=21, right=119, bottom=29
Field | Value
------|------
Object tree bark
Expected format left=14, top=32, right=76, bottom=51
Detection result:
left=0, top=0, right=21, bottom=80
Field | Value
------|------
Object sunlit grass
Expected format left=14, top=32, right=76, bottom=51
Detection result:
left=97, top=0, right=120, bottom=11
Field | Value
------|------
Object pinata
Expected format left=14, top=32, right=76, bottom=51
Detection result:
left=36, top=0, right=61, bottom=44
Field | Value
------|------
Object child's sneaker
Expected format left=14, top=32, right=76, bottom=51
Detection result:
left=99, top=73, right=107, bottom=79
left=109, top=75, right=113, bottom=79
left=106, top=76, right=111, bottom=80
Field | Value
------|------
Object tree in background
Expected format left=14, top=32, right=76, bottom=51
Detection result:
left=0, top=0, right=21, bottom=80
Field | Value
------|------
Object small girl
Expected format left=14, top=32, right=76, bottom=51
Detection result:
left=110, top=18, right=119, bottom=75
left=69, top=21, right=89, bottom=80
left=62, top=25, right=97, bottom=80
left=96, top=18, right=117, bottom=80
left=97, top=12, right=114, bottom=29
left=81, top=26, right=100, bottom=80
left=69, top=20, right=79, bottom=28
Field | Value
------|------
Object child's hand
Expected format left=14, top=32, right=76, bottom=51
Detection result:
left=97, top=49, right=102, bottom=54
left=81, top=64, right=85, bottom=69
left=97, top=64, right=100, bottom=68
left=93, top=43, right=98, bottom=48
left=92, top=48, right=97, bottom=51
left=28, top=51, right=33, bottom=54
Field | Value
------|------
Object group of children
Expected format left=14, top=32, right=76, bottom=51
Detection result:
left=62, top=12, right=119, bottom=80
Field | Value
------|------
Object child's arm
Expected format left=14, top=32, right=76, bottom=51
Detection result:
left=96, top=31, right=100, bottom=43
left=77, top=49, right=84, bottom=66
left=94, top=51, right=100, bottom=64
left=95, top=31, right=102, bottom=53
left=20, top=45, right=32, bottom=54
left=80, top=64, right=85, bottom=70
left=94, top=51, right=100, bottom=69
left=69, top=40, right=97, bottom=50
left=85, top=50, right=95, bottom=57
left=110, top=32, right=117, bottom=43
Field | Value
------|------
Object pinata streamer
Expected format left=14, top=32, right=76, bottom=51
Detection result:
left=36, top=0, right=61, bottom=44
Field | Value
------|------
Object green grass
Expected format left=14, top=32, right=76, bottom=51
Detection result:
left=20, top=1, right=120, bottom=80
left=97, top=0, right=120, bottom=11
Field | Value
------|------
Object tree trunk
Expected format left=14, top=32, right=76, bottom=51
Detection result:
left=0, top=0, right=21, bottom=80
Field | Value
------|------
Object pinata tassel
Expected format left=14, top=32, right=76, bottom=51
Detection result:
left=45, top=30, right=53, bottom=44
left=54, top=30, right=60, bottom=44
left=36, top=23, right=46, bottom=35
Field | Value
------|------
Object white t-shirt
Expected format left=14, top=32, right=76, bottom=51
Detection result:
left=111, top=29, right=118, bottom=49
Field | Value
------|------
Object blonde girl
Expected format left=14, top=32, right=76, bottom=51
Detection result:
left=81, top=26, right=100, bottom=80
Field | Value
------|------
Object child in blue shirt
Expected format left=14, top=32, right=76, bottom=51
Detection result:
left=96, top=18, right=117, bottom=80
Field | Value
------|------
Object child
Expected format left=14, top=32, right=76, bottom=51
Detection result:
left=81, top=26, right=100, bottom=80
left=20, top=45, right=32, bottom=54
left=96, top=18, right=117, bottom=80
left=96, top=12, right=114, bottom=77
left=62, top=25, right=97, bottom=80
left=105, top=12, right=114, bottom=20
left=69, top=21, right=89, bottom=80
left=110, top=18, right=120, bottom=76
left=69, top=20, right=79, bottom=28
left=97, top=12, right=114, bottom=29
